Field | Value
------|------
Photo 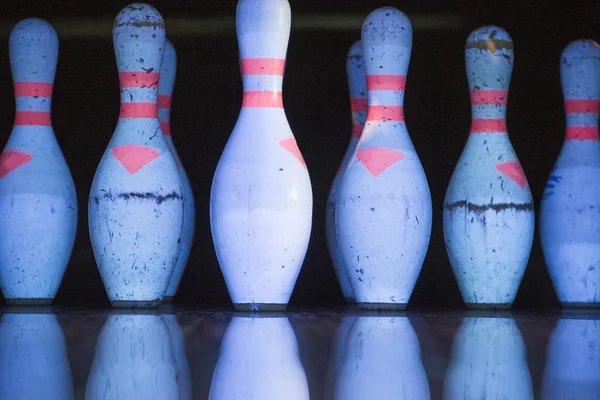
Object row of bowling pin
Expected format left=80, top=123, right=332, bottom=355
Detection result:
left=327, top=13, right=600, bottom=309
left=0, top=6, right=195, bottom=307
left=1, top=1, right=599, bottom=311
left=1, top=311, right=598, bottom=399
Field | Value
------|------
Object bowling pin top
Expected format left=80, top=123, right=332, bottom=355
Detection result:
left=466, top=26, right=513, bottom=134
left=361, top=8, right=412, bottom=77
left=113, top=3, right=165, bottom=77
left=360, top=8, right=411, bottom=126
left=9, top=18, right=58, bottom=84
left=560, top=40, right=600, bottom=141
left=158, top=39, right=176, bottom=136
left=236, top=0, right=291, bottom=59
left=347, top=41, right=367, bottom=137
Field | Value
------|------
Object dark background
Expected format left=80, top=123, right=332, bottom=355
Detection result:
left=1, top=0, right=599, bottom=309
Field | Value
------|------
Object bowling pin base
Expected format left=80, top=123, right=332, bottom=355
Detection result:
left=163, top=296, right=175, bottom=303
left=234, top=303, right=287, bottom=312
left=560, top=302, right=600, bottom=309
left=5, top=298, right=53, bottom=306
left=358, top=302, right=407, bottom=311
left=111, top=300, right=162, bottom=309
left=465, top=303, right=512, bottom=310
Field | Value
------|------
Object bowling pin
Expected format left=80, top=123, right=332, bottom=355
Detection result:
left=89, top=4, right=184, bottom=308
left=0, top=18, right=77, bottom=305
left=336, top=8, right=432, bottom=310
left=334, top=316, right=431, bottom=399
left=325, top=41, right=367, bottom=304
left=443, top=317, right=533, bottom=399
left=0, top=312, right=74, bottom=400
left=443, top=26, right=534, bottom=309
left=86, top=312, right=181, bottom=400
left=540, top=40, right=600, bottom=308
left=208, top=313, right=310, bottom=400
left=159, top=39, right=196, bottom=303
left=210, top=0, right=313, bottom=312
left=541, top=318, right=600, bottom=399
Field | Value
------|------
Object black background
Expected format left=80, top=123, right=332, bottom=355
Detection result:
left=1, top=0, right=599, bottom=309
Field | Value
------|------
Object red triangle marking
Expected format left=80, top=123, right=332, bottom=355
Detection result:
left=0, top=149, right=33, bottom=178
left=356, top=147, right=404, bottom=177
left=496, top=161, right=527, bottom=189
left=111, top=145, right=161, bottom=175
left=279, top=137, right=306, bottom=168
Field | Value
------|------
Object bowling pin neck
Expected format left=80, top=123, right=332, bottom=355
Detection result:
left=465, top=26, right=513, bottom=136
left=113, top=4, right=165, bottom=121
left=158, top=39, right=177, bottom=137
left=469, top=89, right=508, bottom=134
left=560, top=40, right=600, bottom=141
left=118, top=72, right=160, bottom=120
left=9, top=19, right=58, bottom=128
left=240, top=58, right=285, bottom=109
left=347, top=41, right=367, bottom=139
left=350, top=97, right=367, bottom=138
left=364, top=75, right=406, bottom=124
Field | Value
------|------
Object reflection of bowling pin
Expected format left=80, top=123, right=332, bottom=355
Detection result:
left=0, top=18, right=77, bottom=305
left=336, top=7, right=432, bottom=310
left=334, top=316, right=430, bottom=399
left=541, top=318, right=600, bottom=399
left=324, top=316, right=357, bottom=399
left=325, top=41, right=366, bottom=304
left=0, top=312, right=73, bottom=399
left=209, top=314, right=309, bottom=400
left=164, top=314, right=192, bottom=400
left=159, top=39, right=196, bottom=303
left=210, top=0, right=313, bottom=312
left=443, top=26, right=534, bottom=309
left=540, top=40, right=600, bottom=308
left=89, top=3, right=184, bottom=308
left=86, top=313, right=181, bottom=400
left=443, top=317, right=533, bottom=399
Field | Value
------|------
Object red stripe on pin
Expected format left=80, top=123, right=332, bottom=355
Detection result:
left=366, top=75, right=406, bottom=91
left=351, top=124, right=364, bottom=138
left=119, top=103, right=159, bottom=119
left=566, top=127, right=599, bottom=140
left=242, top=91, right=283, bottom=108
left=351, top=98, right=368, bottom=113
left=470, top=90, right=508, bottom=105
left=241, top=58, right=285, bottom=76
left=119, top=72, right=160, bottom=89
left=366, top=106, right=404, bottom=122
left=14, top=82, right=53, bottom=98
left=14, top=111, right=51, bottom=126
left=564, top=99, right=600, bottom=114
left=161, top=121, right=171, bottom=136
left=470, top=118, right=507, bottom=133
left=158, top=95, right=172, bottom=109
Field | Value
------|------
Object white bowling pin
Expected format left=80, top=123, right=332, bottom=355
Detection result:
left=208, top=314, right=310, bottom=400
left=159, top=39, right=196, bottom=302
left=336, top=8, right=432, bottom=310
left=334, top=316, right=431, bottom=399
left=443, top=26, right=534, bottom=309
left=325, top=41, right=367, bottom=304
left=541, top=318, right=600, bottom=399
left=540, top=40, right=600, bottom=308
left=210, top=0, right=313, bottom=312
left=0, top=18, right=77, bottom=305
left=86, top=312, right=182, bottom=400
left=88, top=3, right=184, bottom=308
left=443, top=317, right=533, bottom=400
left=0, top=312, right=73, bottom=400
